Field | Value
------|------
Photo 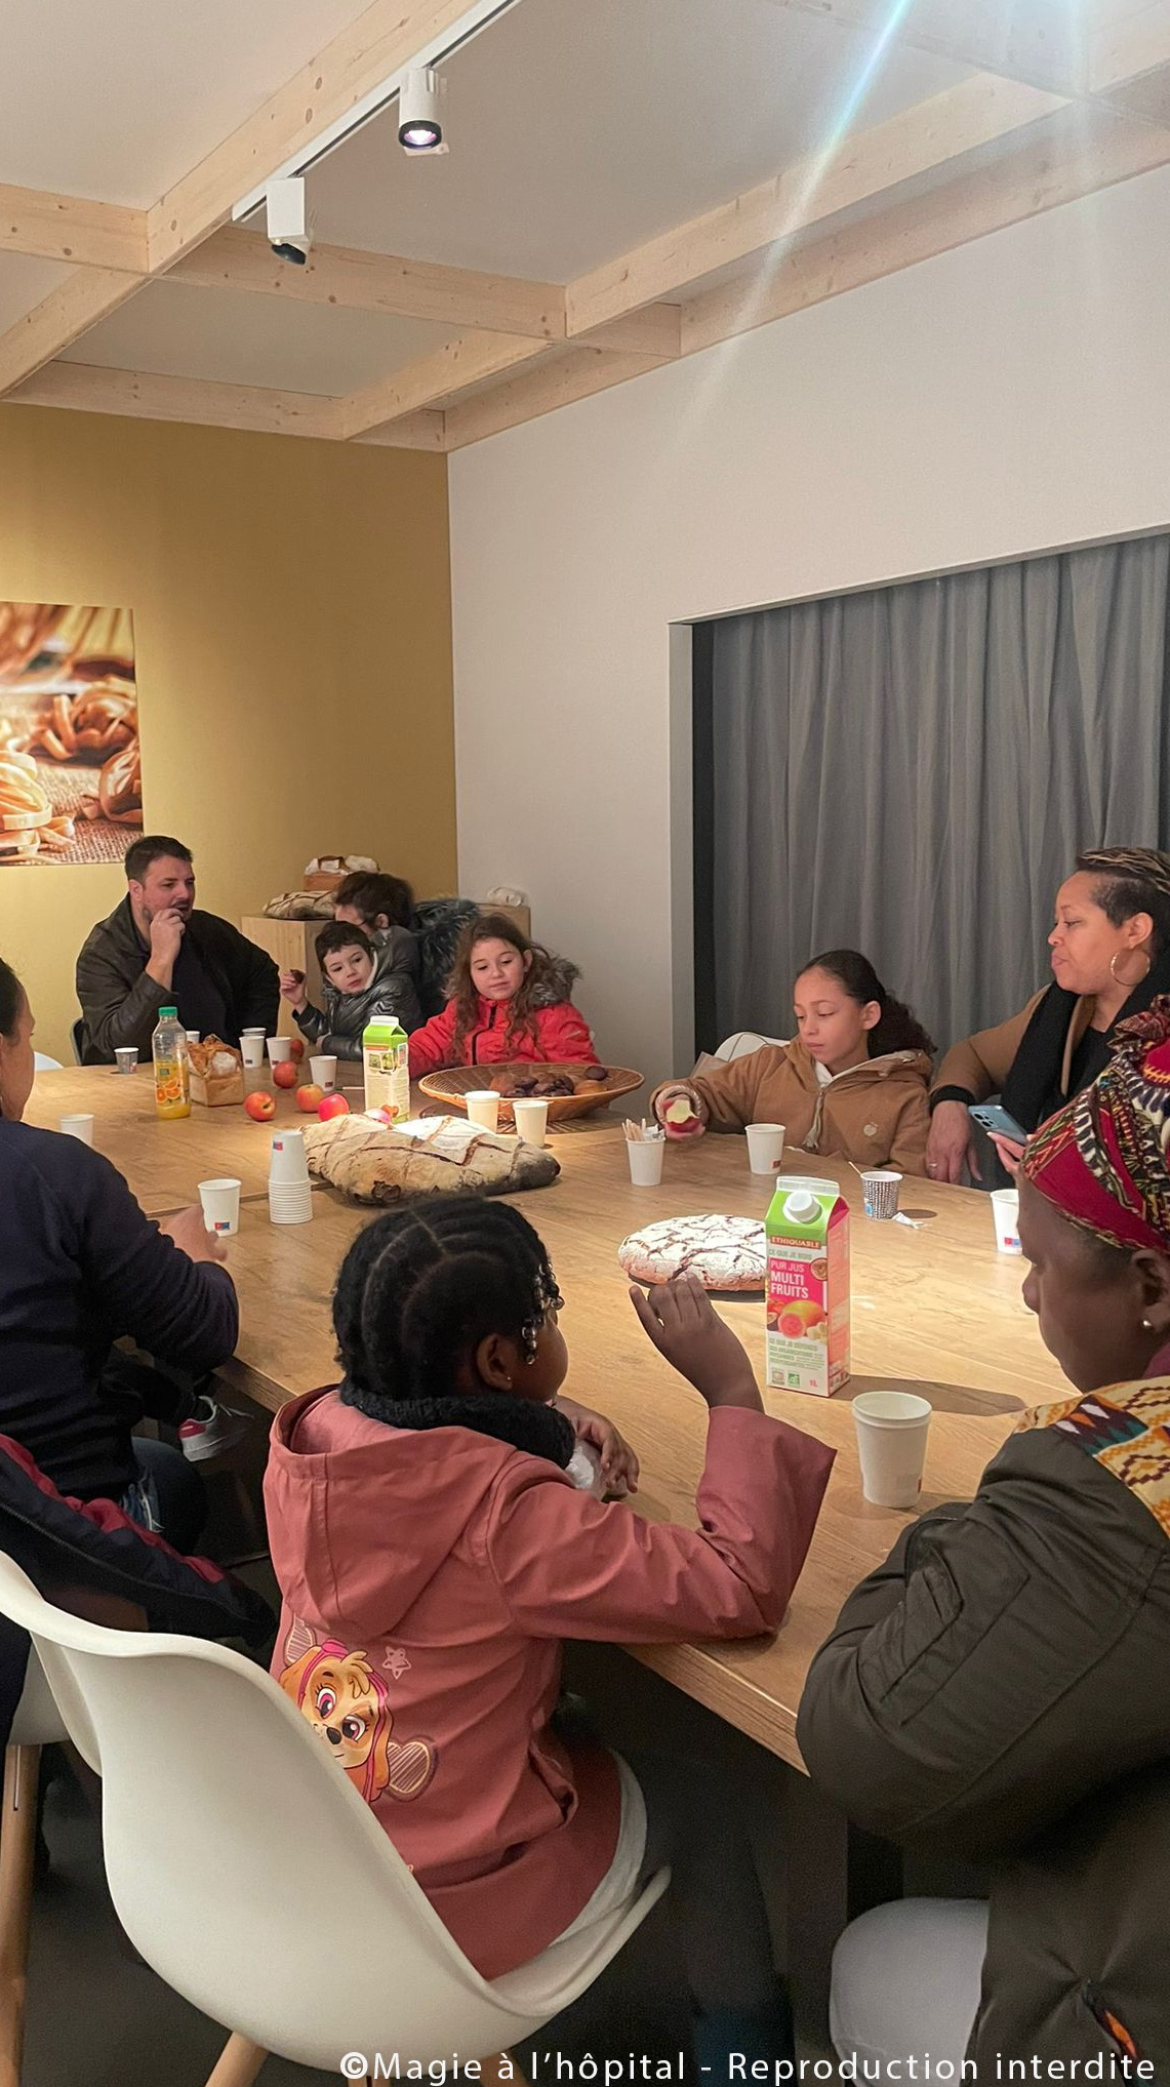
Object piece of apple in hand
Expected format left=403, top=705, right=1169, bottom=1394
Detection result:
left=661, top=1094, right=703, bottom=1138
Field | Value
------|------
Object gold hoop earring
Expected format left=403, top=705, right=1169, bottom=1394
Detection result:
left=1111, top=948, right=1152, bottom=990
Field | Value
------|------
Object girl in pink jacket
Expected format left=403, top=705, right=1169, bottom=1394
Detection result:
left=264, top=1198, right=833, bottom=2066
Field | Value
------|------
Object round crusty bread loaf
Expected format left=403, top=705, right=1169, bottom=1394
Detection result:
left=618, top=1214, right=766, bottom=1292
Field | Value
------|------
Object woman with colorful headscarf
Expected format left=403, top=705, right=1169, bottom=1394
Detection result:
left=797, top=1000, right=1170, bottom=2074
left=926, top=846, right=1170, bottom=1181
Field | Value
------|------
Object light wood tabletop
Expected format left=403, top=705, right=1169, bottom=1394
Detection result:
left=24, top=1062, right=365, bottom=1214
left=22, top=1072, right=1068, bottom=1768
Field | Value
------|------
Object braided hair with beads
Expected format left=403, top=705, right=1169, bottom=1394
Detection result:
left=334, top=1196, right=576, bottom=1466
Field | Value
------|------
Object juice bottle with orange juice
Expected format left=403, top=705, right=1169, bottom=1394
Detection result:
left=765, top=1177, right=850, bottom=1397
left=152, top=1006, right=191, bottom=1121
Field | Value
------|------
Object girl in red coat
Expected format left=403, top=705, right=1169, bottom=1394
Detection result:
left=408, top=912, right=597, bottom=1075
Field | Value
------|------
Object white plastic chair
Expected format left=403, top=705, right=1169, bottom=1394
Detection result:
left=0, top=1648, right=69, bottom=2083
left=713, top=1032, right=787, bottom=1062
left=31, top=1055, right=62, bottom=1074
left=0, top=1555, right=668, bottom=2086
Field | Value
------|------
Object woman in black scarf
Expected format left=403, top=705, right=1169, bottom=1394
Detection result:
left=925, top=847, right=1170, bottom=1183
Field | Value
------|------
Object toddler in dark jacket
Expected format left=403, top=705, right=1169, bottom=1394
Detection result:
left=280, top=922, right=421, bottom=1058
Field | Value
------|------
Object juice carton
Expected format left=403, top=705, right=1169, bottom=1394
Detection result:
left=765, top=1176, right=850, bottom=1398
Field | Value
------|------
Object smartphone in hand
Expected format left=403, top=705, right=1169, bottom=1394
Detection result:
left=971, top=1103, right=1027, bottom=1145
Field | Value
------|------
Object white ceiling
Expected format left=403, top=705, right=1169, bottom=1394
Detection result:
left=0, top=0, right=1144, bottom=407
left=0, top=0, right=373, bottom=205
left=58, top=284, right=459, bottom=395
left=304, top=0, right=973, bottom=279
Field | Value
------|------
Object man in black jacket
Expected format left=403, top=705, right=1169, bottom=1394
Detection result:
left=76, top=834, right=279, bottom=1063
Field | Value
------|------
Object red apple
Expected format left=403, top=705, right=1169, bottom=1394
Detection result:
left=273, top=1060, right=299, bottom=1090
left=289, top=1037, right=305, bottom=1062
left=662, top=1096, right=703, bottom=1138
left=318, top=1092, right=351, bottom=1122
left=296, top=1083, right=324, bottom=1113
left=245, top=1090, right=276, bottom=1122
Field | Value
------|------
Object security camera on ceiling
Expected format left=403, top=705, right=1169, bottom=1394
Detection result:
left=266, top=177, right=313, bottom=264
left=398, top=68, right=448, bottom=153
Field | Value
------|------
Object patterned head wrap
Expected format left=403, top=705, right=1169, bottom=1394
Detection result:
left=1022, top=996, right=1170, bottom=1255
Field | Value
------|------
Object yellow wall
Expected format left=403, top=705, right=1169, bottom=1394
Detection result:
left=0, top=405, right=455, bottom=1061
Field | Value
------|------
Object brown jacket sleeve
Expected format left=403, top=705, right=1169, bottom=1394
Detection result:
left=795, top=1428, right=1170, bottom=1857
left=931, top=990, right=1045, bottom=1105
left=650, top=1047, right=789, bottom=1134
left=887, top=1086, right=932, bottom=1175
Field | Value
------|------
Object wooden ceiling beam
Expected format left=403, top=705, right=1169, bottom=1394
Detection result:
left=566, top=72, right=1067, bottom=335
left=339, top=332, right=551, bottom=436
left=171, top=227, right=565, bottom=339
left=0, top=184, right=148, bottom=271
left=758, top=3, right=1085, bottom=97
left=1090, top=2, right=1170, bottom=128
left=442, top=347, right=673, bottom=448
left=146, top=0, right=507, bottom=271
left=0, top=271, right=145, bottom=396
left=6, top=360, right=345, bottom=439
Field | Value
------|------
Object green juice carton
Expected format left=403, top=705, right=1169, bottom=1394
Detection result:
left=362, top=1018, right=409, bottom=1122
left=765, top=1177, right=851, bottom=1398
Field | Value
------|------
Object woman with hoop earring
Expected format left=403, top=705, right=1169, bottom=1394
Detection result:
left=925, top=848, right=1170, bottom=1182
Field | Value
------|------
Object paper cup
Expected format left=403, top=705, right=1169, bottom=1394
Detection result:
left=745, top=1123, right=786, bottom=1174
left=310, top=1054, right=338, bottom=1092
left=186, top=1029, right=201, bottom=1044
left=268, top=1181, right=313, bottom=1227
left=60, top=1113, right=94, bottom=1145
left=991, top=1189, right=1021, bottom=1255
left=114, top=1047, right=138, bottom=1075
left=266, top=1036, right=292, bottom=1064
left=512, top=1098, right=548, bottom=1147
left=627, top=1138, right=665, bottom=1186
left=241, top=1034, right=265, bottom=1069
left=465, top=1091, right=500, bottom=1132
left=861, top=1170, right=902, bottom=1220
left=242, top=1027, right=266, bottom=1037
left=853, top=1390, right=932, bottom=1508
left=198, top=1177, right=242, bottom=1237
left=269, top=1129, right=309, bottom=1185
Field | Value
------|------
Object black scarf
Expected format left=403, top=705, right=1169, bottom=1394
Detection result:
left=1002, top=945, right=1170, bottom=1132
left=339, top=1379, right=575, bottom=1466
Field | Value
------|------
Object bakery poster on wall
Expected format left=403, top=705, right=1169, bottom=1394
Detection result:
left=0, top=601, right=140, bottom=866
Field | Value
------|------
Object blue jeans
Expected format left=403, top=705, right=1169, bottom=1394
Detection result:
left=120, top=1437, right=206, bottom=1553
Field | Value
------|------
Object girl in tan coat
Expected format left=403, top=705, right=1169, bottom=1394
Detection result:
left=652, top=950, right=935, bottom=1177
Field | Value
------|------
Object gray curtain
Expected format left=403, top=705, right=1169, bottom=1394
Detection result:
left=706, top=534, right=1170, bottom=1056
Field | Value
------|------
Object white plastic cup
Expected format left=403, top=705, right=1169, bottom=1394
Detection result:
left=745, top=1123, right=786, bottom=1175
left=266, top=1036, right=292, bottom=1064
left=242, top=1027, right=266, bottom=1037
left=114, top=1047, right=138, bottom=1075
left=853, top=1390, right=932, bottom=1508
left=268, top=1181, right=313, bottom=1227
left=465, top=1090, right=500, bottom=1132
left=310, top=1054, right=338, bottom=1092
left=991, top=1188, right=1021, bottom=1255
left=861, top=1170, right=902, bottom=1220
left=627, top=1138, right=665, bottom=1186
left=198, top=1177, right=242, bottom=1237
left=60, top=1113, right=94, bottom=1145
left=268, top=1128, right=309, bottom=1185
left=512, top=1098, right=549, bottom=1147
left=241, top=1034, right=265, bottom=1069
left=186, top=1029, right=200, bottom=1044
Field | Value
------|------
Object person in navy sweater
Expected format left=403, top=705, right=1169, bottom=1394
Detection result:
left=0, top=955, right=239, bottom=1547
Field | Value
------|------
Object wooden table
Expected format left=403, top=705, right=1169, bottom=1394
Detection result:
left=24, top=1063, right=365, bottom=1215
left=27, top=1071, right=1065, bottom=1765
left=23, top=1072, right=1066, bottom=2028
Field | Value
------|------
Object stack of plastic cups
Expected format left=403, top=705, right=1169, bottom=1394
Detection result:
left=268, top=1128, right=313, bottom=1226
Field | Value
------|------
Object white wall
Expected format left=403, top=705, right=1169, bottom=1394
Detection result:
left=450, top=167, right=1170, bottom=1087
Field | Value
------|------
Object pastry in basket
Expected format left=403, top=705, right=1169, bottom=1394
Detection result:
left=302, top=1112, right=559, bottom=1205
left=618, top=1215, right=767, bottom=1293
left=187, top=1036, right=244, bottom=1109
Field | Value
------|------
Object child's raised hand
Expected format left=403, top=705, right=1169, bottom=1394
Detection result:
left=279, top=968, right=308, bottom=1012
left=630, top=1275, right=762, bottom=1412
left=557, top=1395, right=640, bottom=1496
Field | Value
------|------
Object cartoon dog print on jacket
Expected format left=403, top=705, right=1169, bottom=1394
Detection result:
left=279, top=1619, right=436, bottom=1804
